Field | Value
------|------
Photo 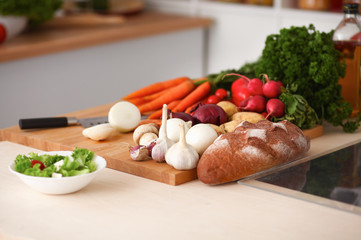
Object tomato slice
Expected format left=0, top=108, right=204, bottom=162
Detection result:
left=31, top=160, right=45, bottom=170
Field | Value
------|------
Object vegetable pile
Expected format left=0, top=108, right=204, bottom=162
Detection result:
left=204, top=24, right=360, bottom=132
left=14, top=148, right=97, bottom=177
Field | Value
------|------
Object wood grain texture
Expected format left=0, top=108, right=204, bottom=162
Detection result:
left=0, top=11, right=212, bottom=63
left=0, top=102, right=197, bottom=186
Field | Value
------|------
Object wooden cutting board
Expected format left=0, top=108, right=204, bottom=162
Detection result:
left=0, top=102, right=196, bottom=186
left=0, top=102, right=322, bottom=186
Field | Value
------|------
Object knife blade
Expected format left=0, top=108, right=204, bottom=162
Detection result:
left=19, top=116, right=108, bottom=129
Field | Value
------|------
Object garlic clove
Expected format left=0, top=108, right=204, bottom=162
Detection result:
left=82, top=123, right=116, bottom=141
left=129, top=145, right=151, bottom=161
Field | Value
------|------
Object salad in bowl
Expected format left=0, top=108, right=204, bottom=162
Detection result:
left=9, top=148, right=106, bottom=194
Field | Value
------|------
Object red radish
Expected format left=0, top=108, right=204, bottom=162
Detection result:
left=262, top=74, right=281, bottom=98
left=229, top=76, right=249, bottom=94
left=248, top=78, right=264, bottom=96
left=240, top=95, right=266, bottom=113
left=232, top=88, right=251, bottom=107
left=227, top=74, right=263, bottom=95
left=275, top=80, right=284, bottom=88
left=266, top=98, right=285, bottom=118
left=261, top=112, right=270, bottom=119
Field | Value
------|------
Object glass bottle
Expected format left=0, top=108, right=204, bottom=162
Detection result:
left=333, top=3, right=361, bottom=117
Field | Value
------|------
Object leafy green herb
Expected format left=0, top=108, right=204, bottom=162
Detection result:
left=273, top=90, right=319, bottom=129
left=0, top=0, right=63, bottom=27
left=253, top=24, right=360, bottom=132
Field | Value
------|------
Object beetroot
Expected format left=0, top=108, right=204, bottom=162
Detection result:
left=262, top=74, right=281, bottom=98
left=266, top=98, right=285, bottom=117
left=240, top=95, right=266, bottom=113
left=192, top=104, right=228, bottom=126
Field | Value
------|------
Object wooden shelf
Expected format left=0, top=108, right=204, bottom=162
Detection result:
left=0, top=11, right=212, bottom=63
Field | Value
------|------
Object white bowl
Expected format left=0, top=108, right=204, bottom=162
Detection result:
left=9, top=151, right=106, bottom=195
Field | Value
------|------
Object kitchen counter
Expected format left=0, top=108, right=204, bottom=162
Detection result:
left=0, top=11, right=212, bottom=63
left=1, top=125, right=361, bottom=239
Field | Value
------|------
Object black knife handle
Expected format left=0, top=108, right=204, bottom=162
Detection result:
left=19, top=117, right=68, bottom=129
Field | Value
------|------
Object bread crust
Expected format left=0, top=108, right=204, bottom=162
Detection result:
left=197, top=120, right=310, bottom=184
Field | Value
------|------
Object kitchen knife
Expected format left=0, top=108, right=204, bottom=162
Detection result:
left=19, top=116, right=108, bottom=129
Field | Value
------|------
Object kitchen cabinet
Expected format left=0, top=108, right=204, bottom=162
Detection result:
left=145, top=0, right=344, bottom=73
left=0, top=12, right=211, bottom=129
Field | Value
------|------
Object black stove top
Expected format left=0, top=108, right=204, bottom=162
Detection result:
left=252, top=142, right=361, bottom=209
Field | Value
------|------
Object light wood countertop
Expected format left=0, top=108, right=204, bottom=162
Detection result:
left=1, top=128, right=361, bottom=239
left=0, top=11, right=212, bottom=63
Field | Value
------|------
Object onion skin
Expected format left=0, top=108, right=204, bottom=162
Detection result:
left=168, top=111, right=199, bottom=126
left=191, top=104, right=228, bottom=126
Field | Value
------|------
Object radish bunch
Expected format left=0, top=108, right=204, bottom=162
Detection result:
left=229, top=73, right=285, bottom=119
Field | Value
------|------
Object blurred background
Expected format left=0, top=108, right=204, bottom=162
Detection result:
left=0, top=0, right=358, bottom=129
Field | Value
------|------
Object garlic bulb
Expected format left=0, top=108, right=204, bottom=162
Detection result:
left=151, top=104, right=174, bottom=162
left=165, top=123, right=199, bottom=170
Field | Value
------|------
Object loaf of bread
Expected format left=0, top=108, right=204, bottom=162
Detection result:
left=197, top=120, right=311, bottom=185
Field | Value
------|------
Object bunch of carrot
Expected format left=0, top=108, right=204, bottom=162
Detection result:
left=122, top=76, right=212, bottom=119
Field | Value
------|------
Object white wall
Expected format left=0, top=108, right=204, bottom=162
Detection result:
left=146, top=0, right=343, bottom=74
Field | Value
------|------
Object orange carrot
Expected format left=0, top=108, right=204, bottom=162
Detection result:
left=125, top=88, right=170, bottom=106
left=138, top=80, right=195, bottom=113
left=127, top=97, right=150, bottom=106
left=143, top=88, right=169, bottom=101
left=184, top=96, right=208, bottom=114
left=148, top=100, right=181, bottom=119
left=123, top=76, right=190, bottom=100
left=173, top=81, right=211, bottom=112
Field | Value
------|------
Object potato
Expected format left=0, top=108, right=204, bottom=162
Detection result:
left=217, top=101, right=238, bottom=119
left=231, top=112, right=265, bottom=123
left=207, top=124, right=226, bottom=136
left=220, top=120, right=242, bottom=133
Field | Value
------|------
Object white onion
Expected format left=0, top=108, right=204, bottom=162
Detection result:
left=108, top=101, right=141, bottom=132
